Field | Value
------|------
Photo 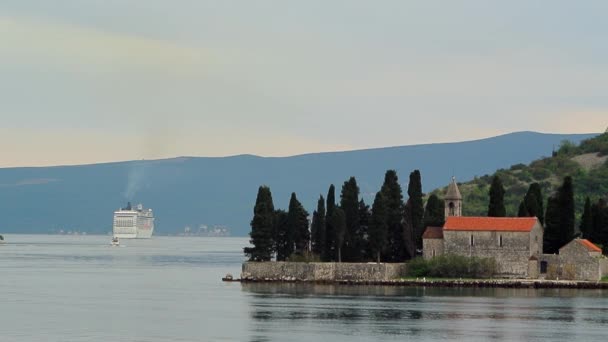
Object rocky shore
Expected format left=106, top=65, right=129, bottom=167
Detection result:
left=224, top=275, right=608, bottom=289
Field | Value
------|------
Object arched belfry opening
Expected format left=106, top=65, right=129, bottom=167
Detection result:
left=444, top=177, right=462, bottom=219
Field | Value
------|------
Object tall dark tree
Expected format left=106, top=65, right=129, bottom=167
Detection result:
left=423, top=194, right=445, bottom=228
left=358, top=199, right=371, bottom=261
left=330, top=207, right=347, bottom=262
left=402, top=199, right=416, bottom=259
left=407, top=170, right=425, bottom=252
left=591, top=199, right=608, bottom=248
left=558, top=176, right=575, bottom=246
left=488, top=175, right=506, bottom=217
left=369, top=191, right=388, bottom=263
left=340, top=177, right=361, bottom=261
left=310, top=195, right=326, bottom=256
left=244, top=186, right=275, bottom=261
left=517, top=201, right=529, bottom=217
left=579, top=197, right=593, bottom=239
left=381, top=170, right=405, bottom=262
left=274, top=209, right=290, bottom=261
left=287, top=193, right=310, bottom=256
left=543, top=196, right=560, bottom=254
left=525, top=183, right=544, bottom=224
left=323, top=184, right=336, bottom=261
left=544, top=177, right=575, bottom=253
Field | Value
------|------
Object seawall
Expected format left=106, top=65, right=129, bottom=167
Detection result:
left=241, top=262, right=407, bottom=282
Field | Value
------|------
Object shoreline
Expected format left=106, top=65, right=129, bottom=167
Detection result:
left=223, top=277, right=608, bottom=289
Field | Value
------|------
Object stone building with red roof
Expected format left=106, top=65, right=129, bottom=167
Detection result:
left=422, top=178, right=608, bottom=280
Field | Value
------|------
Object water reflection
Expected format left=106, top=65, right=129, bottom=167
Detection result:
left=243, top=283, right=608, bottom=341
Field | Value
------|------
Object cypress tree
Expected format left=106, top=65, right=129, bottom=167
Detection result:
left=287, top=193, right=310, bottom=256
left=274, top=209, right=290, bottom=261
left=369, top=191, right=388, bottom=263
left=407, top=170, right=425, bottom=252
left=525, top=183, right=544, bottom=224
left=340, top=177, right=361, bottom=261
left=591, top=199, right=608, bottom=248
left=544, top=177, right=576, bottom=253
left=579, top=197, right=592, bottom=239
left=330, top=207, right=347, bottom=262
left=423, top=194, right=445, bottom=228
left=358, top=199, right=371, bottom=261
left=310, top=195, right=326, bottom=256
left=517, top=200, right=529, bottom=217
left=244, top=186, right=275, bottom=261
left=558, top=176, right=575, bottom=247
left=381, top=170, right=405, bottom=262
left=590, top=199, right=604, bottom=243
left=402, top=199, right=416, bottom=259
left=324, top=184, right=336, bottom=261
left=543, top=196, right=560, bottom=254
left=488, top=175, right=506, bottom=217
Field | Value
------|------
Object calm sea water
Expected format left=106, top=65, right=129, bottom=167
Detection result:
left=1, top=235, right=607, bottom=342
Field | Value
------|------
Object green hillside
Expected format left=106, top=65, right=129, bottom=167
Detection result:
left=430, top=132, right=608, bottom=222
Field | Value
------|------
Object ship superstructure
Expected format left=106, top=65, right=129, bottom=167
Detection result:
left=112, top=203, right=154, bottom=239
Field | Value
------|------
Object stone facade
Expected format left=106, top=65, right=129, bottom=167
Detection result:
left=423, top=238, right=443, bottom=260
left=242, top=262, right=407, bottom=281
left=540, top=239, right=608, bottom=281
left=422, top=226, right=444, bottom=260
left=442, top=222, right=543, bottom=277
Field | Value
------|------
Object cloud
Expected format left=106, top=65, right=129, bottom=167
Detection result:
left=0, top=15, right=214, bottom=75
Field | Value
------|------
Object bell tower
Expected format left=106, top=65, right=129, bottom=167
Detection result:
left=444, top=177, right=462, bottom=219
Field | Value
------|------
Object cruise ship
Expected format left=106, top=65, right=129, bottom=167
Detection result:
left=112, top=203, right=155, bottom=239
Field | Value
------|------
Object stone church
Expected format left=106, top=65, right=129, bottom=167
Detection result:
left=423, top=178, right=608, bottom=280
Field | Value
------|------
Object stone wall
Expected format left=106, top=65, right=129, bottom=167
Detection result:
left=423, top=238, right=443, bottom=260
left=443, top=230, right=533, bottom=277
left=601, top=259, right=608, bottom=279
left=553, top=241, right=605, bottom=281
left=242, top=262, right=407, bottom=281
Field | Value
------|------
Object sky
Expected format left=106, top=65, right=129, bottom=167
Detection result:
left=1, top=0, right=607, bottom=167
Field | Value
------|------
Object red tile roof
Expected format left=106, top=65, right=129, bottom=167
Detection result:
left=578, top=239, right=602, bottom=253
left=443, top=217, right=538, bottom=232
left=422, top=226, right=443, bottom=239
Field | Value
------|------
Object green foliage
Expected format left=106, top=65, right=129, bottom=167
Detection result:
left=245, top=186, right=275, bottom=261
left=287, top=251, right=321, bottom=263
left=274, top=209, right=290, bottom=261
left=407, top=255, right=497, bottom=279
left=430, top=132, right=608, bottom=220
left=358, top=199, right=371, bottom=261
left=340, top=177, right=362, bottom=262
left=423, top=194, right=445, bottom=228
left=287, top=193, right=310, bottom=256
left=310, top=196, right=326, bottom=257
left=544, top=177, right=575, bottom=253
left=369, top=191, right=388, bottom=263
left=330, top=207, right=347, bottom=262
left=323, top=184, right=336, bottom=261
left=381, top=170, right=405, bottom=262
left=488, top=175, right=506, bottom=217
left=407, top=170, right=425, bottom=251
left=580, top=197, right=592, bottom=239
left=402, top=200, right=416, bottom=259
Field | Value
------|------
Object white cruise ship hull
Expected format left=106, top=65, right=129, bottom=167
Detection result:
left=112, top=204, right=155, bottom=239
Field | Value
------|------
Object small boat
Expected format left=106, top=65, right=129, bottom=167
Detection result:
left=111, top=237, right=120, bottom=246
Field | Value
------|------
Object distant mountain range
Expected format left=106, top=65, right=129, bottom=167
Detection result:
left=0, top=131, right=598, bottom=236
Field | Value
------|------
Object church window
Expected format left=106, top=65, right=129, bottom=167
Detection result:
left=499, top=235, right=503, bottom=247
left=470, top=235, right=474, bottom=246
left=432, top=249, right=436, bottom=257
left=449, top=202, right=455, bottom=216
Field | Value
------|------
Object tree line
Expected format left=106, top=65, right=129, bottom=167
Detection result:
left=487, top=174, right=608, bottom=254
left=244, top=170, right=445, bottom=262
left=246, top=171, right=608, bottom=262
